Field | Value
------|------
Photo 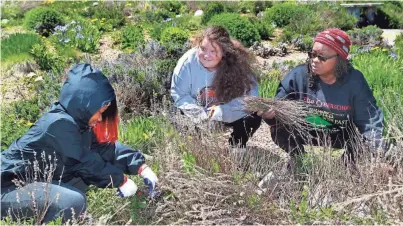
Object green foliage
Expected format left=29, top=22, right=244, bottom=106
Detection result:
left=155, top=59, right=177, bottom=76
left=1, top=33, right=42, bottom=64
left=237, top=1, right=273, bottom=14
left=395, top=33, right=403, bottom=58
left=51, top=19, right=101, bottom=53
left=263, top=3, right=310, bottom=28
left=378, top=2, right=403, bottom=29
left=121, top=25, right=145, bottom=51
left=208, top=13, right=260, bottom=47
left=348, top=26, right=383, bottom=46
left=119, top=116, right=167, bottom=154
left=201, top=2, right=225, bottom=25
left=148, top=15, right=201, bottom=41
left=84, top=2, right=125, bottom=31
left=24, top=7, right=64, bottom=37
left=1, top=4, right=24, bottom=20
left=1, top=98, right=40, bottom=150
left=154, top=1, right=183, bottom=15
left=183, top=151, right=196, bottom=174
left=351, top=47, right=403, bottom=130
left=160, top=27, right=189, bottom=46
left=247, top=15, right=274, bottom=40
left=259, top=77, right=279, bottom=98
left=30, top=43, right=65, bottom=73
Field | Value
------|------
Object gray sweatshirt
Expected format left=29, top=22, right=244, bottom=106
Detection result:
left=171, top=48, right=258, bottom=123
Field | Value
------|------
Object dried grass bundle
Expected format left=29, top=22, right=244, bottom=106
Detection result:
left=243, top=96, right=310, bottom=130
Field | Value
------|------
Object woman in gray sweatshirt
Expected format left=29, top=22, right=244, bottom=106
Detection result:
left=260, top=28, right=385, bottom=169
left=171, top=26, right=261, bottom=148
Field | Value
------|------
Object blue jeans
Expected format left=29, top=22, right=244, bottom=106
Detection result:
left=1, top=181, right=86, bottom=224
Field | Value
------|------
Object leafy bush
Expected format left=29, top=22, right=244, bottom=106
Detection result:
left=1, top=98, right=41, bottom=150
left=160, top=27, right=189, bottom=46
left=348, top=26, right=383, bottom=46
left=201, top=2, right=225, bottom=25
left=148, top=15, right=201, bottom=41
left=208, top=13, right=261, bottom=47
left=238, top=1, right=273, bottom=14
left=84, top=2, right=125, bottom=31
left=30, top=43, right=65, bottom=73
left=1, top=33, right=42, bottom=64
left=154, top=1, right=182, bottom=15
left=377, top=2, right=403, bottom=29
left=394, top=33, right=403, bottom=58
left=247, top=15, right=274, bottom=40
left=51, top=19, right=101, bottom=53
left=121, top=25, right=145, bottom=51
left=263, top=3, right=311, bottom=28
left=24, top=7, right=64, bottom=37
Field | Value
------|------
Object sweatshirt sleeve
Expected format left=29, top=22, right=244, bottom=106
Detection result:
left=46, top=119, right=124, bottom=188
left=170, top=59, right=208, bottom=122
left=352, top=73, right=384, bottom=149
left=214, top=83, right=259, bottom=123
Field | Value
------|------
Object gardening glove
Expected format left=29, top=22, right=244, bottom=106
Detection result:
left=207, top=105, right=223, bottom=121
left=138, top=164, right=158, bottom=196
left=117, top=175, right=138, bottom=198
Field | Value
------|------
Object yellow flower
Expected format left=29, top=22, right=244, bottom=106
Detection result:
left=27, top=122, right=34, bottom=126
left=143, top=133, right=149, bottom=140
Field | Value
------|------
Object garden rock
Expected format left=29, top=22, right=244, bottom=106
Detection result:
left=249, top=41, right=288, bottom=58
left=194, top=9, right=203, bottom=17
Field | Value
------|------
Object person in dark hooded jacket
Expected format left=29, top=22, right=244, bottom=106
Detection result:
left=1, top=63, right=158, bottom=223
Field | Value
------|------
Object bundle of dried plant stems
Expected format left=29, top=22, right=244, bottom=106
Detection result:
left=243, top=95, right=310, bottom=130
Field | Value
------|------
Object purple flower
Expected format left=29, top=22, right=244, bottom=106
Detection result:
left=76, top=33, right=84, bottom=39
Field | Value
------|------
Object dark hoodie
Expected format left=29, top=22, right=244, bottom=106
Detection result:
left=1, top=63, right=144, bottom=188
left=267, top=64, right=384, bottom=147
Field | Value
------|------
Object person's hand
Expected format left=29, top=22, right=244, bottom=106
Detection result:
left=138, top=164, right=158, bottom=195
left=207, top=105, right=223, bottom=121
left=257, top=108, right=276, bottom=119
left=117, top=175, right=138, bottom=198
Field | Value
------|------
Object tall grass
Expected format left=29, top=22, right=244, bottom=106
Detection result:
left=119, top=116, right=167, bottom=154
left=351, top=48, right=403, bottom=127
left=1, top=33, right=42, bottom=65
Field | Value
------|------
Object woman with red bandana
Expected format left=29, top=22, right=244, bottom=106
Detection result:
left=1, top=63, right=158, bottom=223
left=259, top=28, right=386, bottom=169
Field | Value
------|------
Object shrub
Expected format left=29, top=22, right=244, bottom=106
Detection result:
left=238, top=1, right=273, bottom=14
left=247, top=15, right=274, bottom=40
left=1, top=98, right=41, bottom=150
left=121, top=25, right=145, bottom=51
left=263, top=3, right=311, bottom=28
left=84, top=2, right=125, bottom=31
left=51, top=19, right=101, bottom=53
left=377, top=2, right=403, bottom=29
left=1, top=4, right=24, bottom=20
left=208, top=13, right=261, bottom=47
left=30, top=43, right=65, bottom=73
left=348, top=26, right=383, bottom=46
left=201, top=2, right=225, bottom=25
left=1, top=33, right=42, bottom=64
left=160, top=27, right=189, bottom=46
left=394, top=33, right=403, bottom=58
left=24, top=7, right=64, bottom=37
left=154, top=1, right=182, bottom=15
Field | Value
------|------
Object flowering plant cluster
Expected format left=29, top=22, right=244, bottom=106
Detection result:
left=52, top=19, right=101, bottom=53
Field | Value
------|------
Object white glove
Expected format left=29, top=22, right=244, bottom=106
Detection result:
left=139, top=164, right=158, bottom=194
left=117, top=176, right=138, bottom=198
left=207, top=105, right=223, bottom=121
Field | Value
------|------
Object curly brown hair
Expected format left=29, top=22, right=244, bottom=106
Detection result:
left=192, top=26, right=257, bottom=103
